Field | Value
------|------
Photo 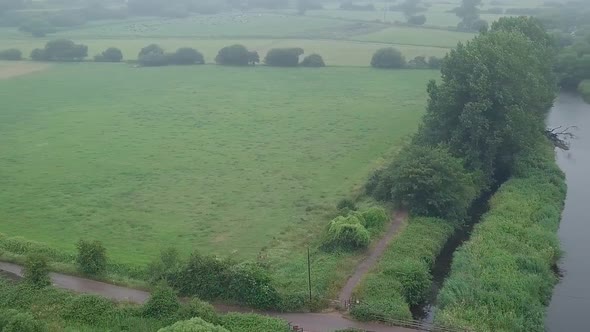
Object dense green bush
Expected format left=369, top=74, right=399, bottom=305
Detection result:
left=168, top=251, right=279, bottom=309
left=427, top=56, right=442, bottom=69
left=2, top=311, right=45, bottom=332
left=352, top=217, right=456, bottom=321
left=176, top=298, right=219, bottom=324
left=76, top=239, right=107, bottom=276
left=324, top=215, right=370, bottom=250
left=220, top=313, right=290, bottom=332
left=371, top=48, right=406, bottom=69
left=215, top=44, right=250, bottom=66
left=168, top=48, right=205, bottom=65
left=94, top=47, right=123, bottom=62
left=30, top=39, right=88, bottom=61
left=435, top=143, right=566, bottom=331
left=336, top=198, right=357, bottom=211
left=359, top=207, right=388, bottom=230
left=63, top=294, right=114, bottom=325
left=0, top=48, right=22, bottom=60
left=264, top=48, right=304, bottom=67
left=23, top=254, right=50, bottom=288
left=143, top=283, right=180, bottom=319
left=370, top=145, right=477, bottom=219
left=300, top=53, right=325, bottom=67
left=158, top=317, right=228, bottom=332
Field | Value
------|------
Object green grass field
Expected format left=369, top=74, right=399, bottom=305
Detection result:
left=0, top=63, right=436, bottom=265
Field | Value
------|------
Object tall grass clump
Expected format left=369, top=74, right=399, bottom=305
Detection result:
left=351, top=217, right=457, bottom=321
left=435, top=142, right=566, bottom=332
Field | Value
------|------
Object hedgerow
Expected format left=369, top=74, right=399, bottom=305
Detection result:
left=351, top=217, right=457, bottom=321
left=435, top=143, right=566, bottom=332
left=220, top=313, right=290, bottom=332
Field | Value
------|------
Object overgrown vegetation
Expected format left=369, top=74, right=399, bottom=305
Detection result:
left=435, top=143, right=566, bottom=331
left=579, top=79, right=590, bottom=102
left=0, top=275, right=290, bottom=332
left=76, top=240, right=107, bottom=276
left=351, top=217, right=457, bottom=321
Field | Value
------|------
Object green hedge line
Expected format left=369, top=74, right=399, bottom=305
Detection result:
left=351, top=217, right=457, bottom=321
left=435, top=142, right=566, bottom=332
left=578, top=79, right=590, bottom=103
left=0, top=276, right=290, bottom=332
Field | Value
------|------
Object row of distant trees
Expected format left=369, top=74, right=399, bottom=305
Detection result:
left=1, top=41, right=441, bottom=70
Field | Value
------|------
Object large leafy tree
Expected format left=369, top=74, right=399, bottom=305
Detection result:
left=415, top=20, right=556, bottom=187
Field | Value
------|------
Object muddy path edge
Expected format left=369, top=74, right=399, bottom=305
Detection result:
left=338, top=210, right=408, bottom=304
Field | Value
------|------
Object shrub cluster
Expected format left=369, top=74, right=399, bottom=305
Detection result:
left=323, top=207, right=388, bottom=251
left=76, top=239, right=107, bottom=276
left=578, top=79, right=590, bottom=102
left=138, top=44, right=204, bottom=67
left=30, top=39, right=87, bottom=61
left=94, top=47, right=123, bottom=62
left=435, top=144, right=567, bottom=331
left=264, top=48, right=304, bottom=67
left=149, top=250, right=280, bottom=309
left=371, top=48, right=441, bottom=69
left=351, top=217, right=457, bottom=321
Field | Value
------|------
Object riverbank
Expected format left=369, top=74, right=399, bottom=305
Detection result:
left=435, top=141, right=567, bottom=331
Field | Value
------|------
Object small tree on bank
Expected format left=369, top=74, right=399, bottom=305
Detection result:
left=76, top=240, right=107, bottom=276
left=23, top=254, right=51, bottom=288
left=142, top=282, right=180, bottom=319
left=371, top=47, right=406, bottom=69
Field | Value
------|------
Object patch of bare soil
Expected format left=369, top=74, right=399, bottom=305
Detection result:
left=0, top=62, right=50, bottom=80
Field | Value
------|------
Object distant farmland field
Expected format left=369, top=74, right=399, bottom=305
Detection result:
left=0, top=63, right=436, bottom=264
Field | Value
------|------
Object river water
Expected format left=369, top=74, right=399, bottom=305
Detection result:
left=546, top=93, right=590, bottom=332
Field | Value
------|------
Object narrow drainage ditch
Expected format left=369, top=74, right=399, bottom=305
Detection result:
left=410, top=190, right=495, bottom=324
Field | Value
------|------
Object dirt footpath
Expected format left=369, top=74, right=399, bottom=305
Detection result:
left=0, top=62, right=50, bottom=80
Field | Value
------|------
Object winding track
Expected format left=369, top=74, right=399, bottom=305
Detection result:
left=0, top=211, right=413, bottom=332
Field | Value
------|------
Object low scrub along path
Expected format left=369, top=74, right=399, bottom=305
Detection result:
left=0, top=212, right=412, bottom=332
left=338, top=210, right=408, bottom=303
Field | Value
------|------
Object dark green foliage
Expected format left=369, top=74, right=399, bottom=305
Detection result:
left=176, top=298, right=219, bottom=325
left=416, top=22, right=556, bottom=188
left=2, top=311, right=44, bottom=332
left=336, top=198, right=357, bottom=211
left=352, top=217, right=456, bottom=321
left=264, top=48, right=304, bottom=67
left=215, top=44, right=250, bottom=66
left=579, top=80, right=590, bottom=102
left=0, top=309, right=20, bottom=330
left=436, top=143, right=566, bottom=331
left=158, top=317, right=229, bottom=332
left=169, top=252, right=279, bottom=309
left=220, top=313, right=290, bottom=332
left=300, top=54, right=325, bottom=67
left=63, top=294, right=115, bottom=325
left=143, top=283, right=180, bottom=319
left=324, top=215, right=370, bottom=250
left=30, top=39, right=88, bottom=61
left=371, top=48, right=406, bottom=69
left=379, top=145, right=476, bottom=219
left=407, top=14, right=426, bottom=25
left=23, top=254, right=50, bottom=288
left=94, top=47, right=123, bottom=62
left=147, top=247, right=183, bottom=285
left=168, top=48, right=205, bottom=65
left=407, top=55, right=428, bottom=68
left=138, top=44, right=167, bottom=67
left=0, top=48, right=21, bottom=60
left=359, top=207, right=388, bottom=230
left=76, top=239, right=107, bottom=275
